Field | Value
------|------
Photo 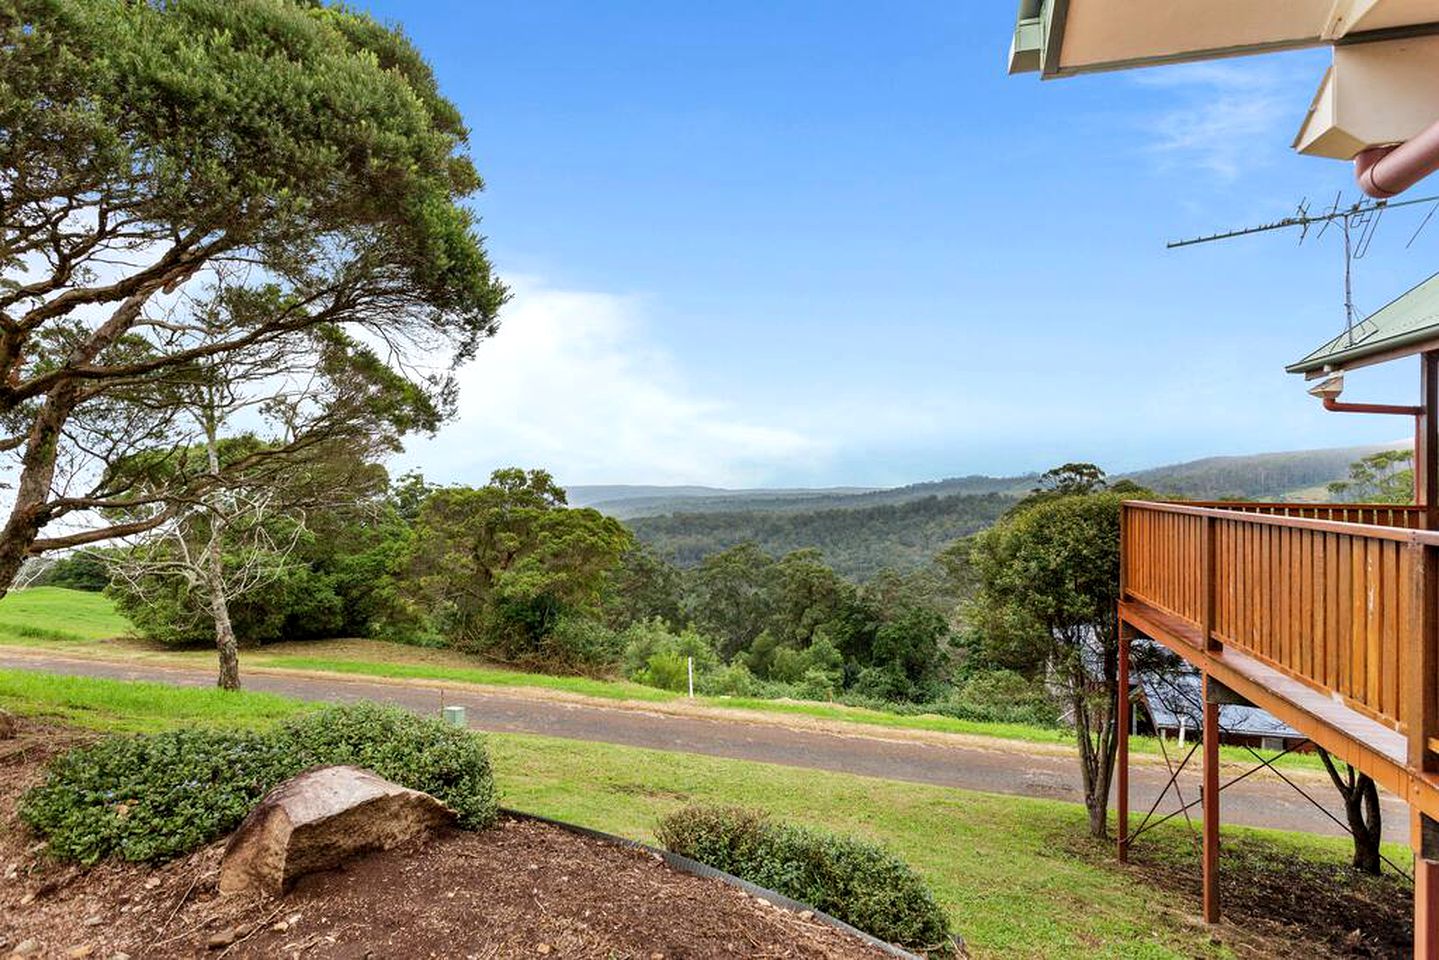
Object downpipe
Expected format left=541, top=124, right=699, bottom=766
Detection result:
left=1355, top=117, right=1439, bottom=199
left=1320, top=397, right=1423, bottom=501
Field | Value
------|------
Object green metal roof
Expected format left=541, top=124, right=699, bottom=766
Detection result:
left=1287, top=272, right=1439, bottom=376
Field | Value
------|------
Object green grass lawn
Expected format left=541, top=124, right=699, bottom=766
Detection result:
left=0, top=667, right=1407, bottom=959
left=0, top=586, right=132, bottom=645
left=0, top=588, right=1325, bottom=771
left=0, top=667, right=305, bottom=732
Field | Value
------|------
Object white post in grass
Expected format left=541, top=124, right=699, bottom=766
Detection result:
left=1178, top=715, right=1188, bottom=748
left=687, top=656, right=694, bottom=699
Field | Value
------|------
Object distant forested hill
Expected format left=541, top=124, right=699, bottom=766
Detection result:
left=586, top=442, right=1405, bottom=523
left=611, top=442, right=1405, bottom=579
left=1119, top=442, right=1405, bottom=500
left=568, top=485, right=880, bottom=520
left=574, top=475, right=1032, bottom=520
left=627, top=493, right=1012, bottom=579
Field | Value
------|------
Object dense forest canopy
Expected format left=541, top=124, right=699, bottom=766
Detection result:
left=627, top=493, right=1012, bottom=579
left=616, top=442, right=1405, bottom=577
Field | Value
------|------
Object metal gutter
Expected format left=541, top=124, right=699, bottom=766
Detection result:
left=1017, top=11, right=1439, bottom=80
left=1357, top=116, right=1439, bottom=198
left=1287, top=324, right=1439, bottom=375
left=1040, top=0, right=1071, bottom=78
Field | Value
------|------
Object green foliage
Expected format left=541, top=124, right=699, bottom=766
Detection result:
left=942, top=669, right=1058, bottom=726
left=602, top=544, right=685, bottom=629
left=107, top=470, right=414, bottom=647
left=403, top=469, right=634, bottom=668
left=621, top=619, right=720, bottom=691
left=630, top=493, right=1012, bottom=580
left=2, top=0, right=505, bottom=319
left=657, top=805, right=952, bottom=952
left=540, top=615, right=625, bottom=673
left=697, top=661, right=763, bottom=696
left=610, top=542, right=956, bottom=703
left=1029, top=462, right=1108, bottom=499
left=688, top=542, right=775, bottom=660
left=20, top=703, right=496, bottom=864
left=279, top=703, right=498, bottom=829
left=969, top=491, right=1127, bottom=672
left=1327, top=449, right=1414, bottom=504
left=0, top=0, right=509, bottom=595
left=29, top=554, right=111, bottom=593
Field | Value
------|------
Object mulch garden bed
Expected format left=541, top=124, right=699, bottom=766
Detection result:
left=0, top=720, right=893, bottom=960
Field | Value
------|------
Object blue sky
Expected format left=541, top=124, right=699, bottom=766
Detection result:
left=375, top=2, right=1439, bottom=489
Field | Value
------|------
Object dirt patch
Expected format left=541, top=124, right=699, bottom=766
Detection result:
left=1064, top=830, right=1411, bottom=959
left=0, top=720, right=896, bottom=959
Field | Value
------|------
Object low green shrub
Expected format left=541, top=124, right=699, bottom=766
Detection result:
left=20, top=728, right=294, bottom=863
left=657, top=804, right=952, bottom=952
left=20, top=702, right=497, bottom=864
left=540, top=615, right=625, bottom=673
left=282, top=703, right=497, bottom=827
left=622, top=619, right=720, bottom=691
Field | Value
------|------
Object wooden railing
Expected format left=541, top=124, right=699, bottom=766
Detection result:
left=1121, top=500, right=1439, bottom=748
left=1183, top=501, right=1425, bottom=529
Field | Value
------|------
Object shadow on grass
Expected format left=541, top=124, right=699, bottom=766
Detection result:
left=1064, top=827, right=1411, bottom=959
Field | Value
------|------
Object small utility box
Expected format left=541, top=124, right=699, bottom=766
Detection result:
left=442, top=705, right=466, bottom=728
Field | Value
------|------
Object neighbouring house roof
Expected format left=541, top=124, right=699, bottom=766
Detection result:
left=1287, top=272, right=1439, bottom=376
left=1138, top=671, right=1302, bottom=741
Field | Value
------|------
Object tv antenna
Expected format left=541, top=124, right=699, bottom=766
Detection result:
left=1168, top=192, right=1439, bottom=345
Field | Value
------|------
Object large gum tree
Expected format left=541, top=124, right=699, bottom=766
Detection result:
left=0, top=0, right=506, bottom=598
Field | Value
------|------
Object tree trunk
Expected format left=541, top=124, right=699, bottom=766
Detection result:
left=0, top=290, right=166, bottom=598
left=1087, top=792, right=1108, bottom=838
left=1316, top=746, right=1383, bottom=874
left=1073, top=683, right=1113, bottom=839
left=202, top=415, right=240, bottom=691
left=1347, top=776, right=1383, bottom=875
left=205, top=531, right=241, bottom=691
left=0, top=389, right=75, bottom=598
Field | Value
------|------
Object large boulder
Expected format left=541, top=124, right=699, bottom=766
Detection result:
left=218, top=765, right=456, bottom=896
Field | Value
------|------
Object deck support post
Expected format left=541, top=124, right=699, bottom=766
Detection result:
left=1201, top=672, right=1220, bottom=924
left=1117, top=620, right=1133, bottom=863
left=1417, top=813, right=1439, bottom=959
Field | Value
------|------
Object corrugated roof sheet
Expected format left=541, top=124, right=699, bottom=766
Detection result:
left=1287, top=272, right=1439, bottom=375
left=1138, top=671, right=1302, bottom=740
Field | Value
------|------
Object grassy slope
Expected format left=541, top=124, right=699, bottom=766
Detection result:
left=0, top=667, right=1401, bottom=959
left=0, top=587, right=131, bottom=644
left=0, top=589, right=1331, bottom=771
left=0, top=668, right=305, bottom=732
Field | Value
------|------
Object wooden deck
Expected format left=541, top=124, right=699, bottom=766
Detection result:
left=1120, top=499, right=1439, bottom=822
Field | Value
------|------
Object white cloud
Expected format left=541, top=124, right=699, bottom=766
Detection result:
left=398, top=278, right=827, bottom=487
left=1135, top=61, right=1307, bottom=180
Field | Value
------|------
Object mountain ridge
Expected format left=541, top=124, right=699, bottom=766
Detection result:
left=577, top=441, right=1406, bottom=521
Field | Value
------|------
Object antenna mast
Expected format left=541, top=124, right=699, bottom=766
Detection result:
left=1168, top=193, right=1439, bottom=344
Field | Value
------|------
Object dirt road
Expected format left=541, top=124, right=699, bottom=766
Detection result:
left=0, top=650, right=1409, bottom=842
